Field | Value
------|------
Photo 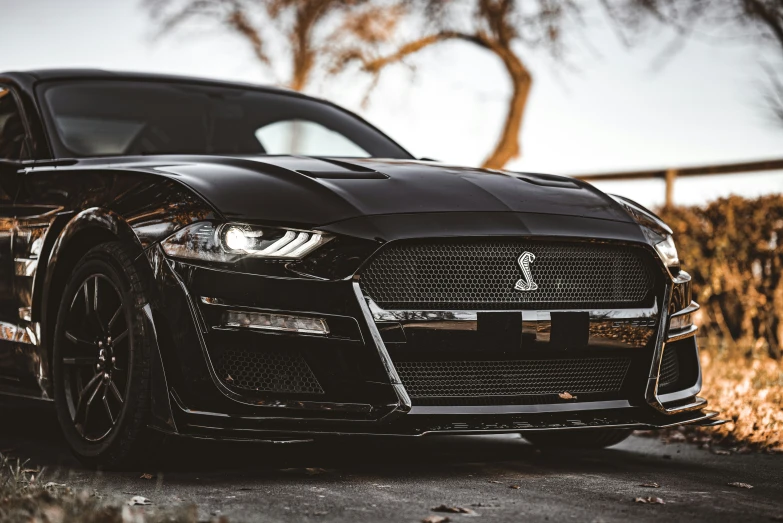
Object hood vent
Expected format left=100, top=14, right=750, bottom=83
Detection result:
left=296, top=157, right=389, bottom=180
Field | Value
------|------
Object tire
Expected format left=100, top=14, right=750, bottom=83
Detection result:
left=522, top=429, right=633, bottom=449
left=52, top=241, right=159, bottom=468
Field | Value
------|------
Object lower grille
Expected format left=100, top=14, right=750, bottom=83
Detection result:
left=215, top=347, right=324, bottom=395
left=395, top=357, right=632, bottom=400
left=658, top=346, right=681, bottom=392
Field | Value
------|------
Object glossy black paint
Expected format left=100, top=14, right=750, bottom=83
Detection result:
left=0, top=69, right=711, bottom=439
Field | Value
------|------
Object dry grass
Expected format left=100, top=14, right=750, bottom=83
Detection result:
left=0, top=454, right=209, bottom=523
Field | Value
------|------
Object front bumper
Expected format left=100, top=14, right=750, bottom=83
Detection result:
left=144, top=234, right=714, bottom=440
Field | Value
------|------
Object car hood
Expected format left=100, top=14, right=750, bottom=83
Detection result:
left=145, top=155, right=633, bottom=226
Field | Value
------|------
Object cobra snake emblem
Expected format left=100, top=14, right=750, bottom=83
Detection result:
left=514, top=251, right=538, bottom=291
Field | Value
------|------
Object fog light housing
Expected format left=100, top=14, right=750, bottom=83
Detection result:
left=669, top=312, right=693, bottom=331
left=223, top=310, right=329, bottom=336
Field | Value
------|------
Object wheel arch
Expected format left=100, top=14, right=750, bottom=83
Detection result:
left=37, top=208, right=144, bottom=390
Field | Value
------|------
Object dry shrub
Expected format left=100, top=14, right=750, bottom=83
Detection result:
left=652, top=196, right=783, bottom=449
left=659, top=195, right=783, bottom=359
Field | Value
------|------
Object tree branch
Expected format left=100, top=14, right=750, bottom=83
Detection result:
left=355, top=30, right=491, bottom=74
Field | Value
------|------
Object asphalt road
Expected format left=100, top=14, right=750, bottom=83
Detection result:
left=1, top=398, right=782, bottom=523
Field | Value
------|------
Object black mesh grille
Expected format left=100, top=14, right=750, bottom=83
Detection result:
left=395, top=357, right=632, bottom=399
left=215, top=348, right=324, bottom=395
left=658, top=346, right=681, bottom=392
left=361, top=240, right=656, bottom=310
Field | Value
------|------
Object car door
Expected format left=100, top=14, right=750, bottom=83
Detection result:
left=0, top=85, right=29, bottom=379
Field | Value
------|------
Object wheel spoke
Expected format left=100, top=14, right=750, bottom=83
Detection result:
left=108, top=305, right=123, bottom=331
left=64, top=331, right=95, bottom=349
left=112, top=329, right=129, bottom=346
left=74, top=372, right=102, bottom=421
left=109, top=380, right=124, bottom=405
left=103, top=388, right=116, bottom=425
left=93, top=276, right=100, bottom=313
left=81, top=377, right=103, bottom=429
left=82, top=281, right=90, bottom=316
left=62, top=357, right=98, bottom=366
left=92, top=277, right=107, bottom=336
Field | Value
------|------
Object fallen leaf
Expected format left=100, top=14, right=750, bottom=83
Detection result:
left=559, top=392, right=577, bottom=400
left=44, top=482, right=67, bottom=490
left=639, top=482, right=660, bottom=488
left=727, top=482, right=754, bottom=489
left=140, top=473, right=153, bottom=480
left=634, top=496, right=665, bottom=504
left=127, top=496, right=152, bottom=506
left=422, top=517, right=451, bottom=523
left=712, top=449, right=731, bottom=456
left=431, top=505, right=477, bottom=515
left=509, top=485, right=521, bottom=490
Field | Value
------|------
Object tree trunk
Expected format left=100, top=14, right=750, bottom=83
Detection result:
left=481, top=47, right=532, bottom=169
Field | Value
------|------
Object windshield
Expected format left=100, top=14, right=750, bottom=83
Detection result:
left=39, top=80, right=412, bottom=159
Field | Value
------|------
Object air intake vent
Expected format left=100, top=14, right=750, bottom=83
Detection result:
left=658, top=345, right=681, bottom=393
left=361, top=239, right=656, bottom=310
left=215, top=347, right=324, bottom=395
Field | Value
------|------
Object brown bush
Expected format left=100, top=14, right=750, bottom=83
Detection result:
left=659, top=195, right=783, bottom=359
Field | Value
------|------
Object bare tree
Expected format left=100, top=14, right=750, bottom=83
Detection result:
left=145, top=0, right=370, bottom=92
left=334, top=0, right=587, bottom=169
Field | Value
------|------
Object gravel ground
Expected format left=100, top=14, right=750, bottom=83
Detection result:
left=1, top=398, right=781, bottom=522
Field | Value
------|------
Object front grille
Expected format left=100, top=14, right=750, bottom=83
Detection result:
left=214, top=347, right=324, bottom=395
left=361, top=240, right=656, bottom=310
left=394, top=357, right=632, bottom=400
left=658, top=345, right=681, bottom=392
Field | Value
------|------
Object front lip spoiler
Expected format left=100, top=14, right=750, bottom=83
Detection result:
left=165, top=399, right=722, bottom=440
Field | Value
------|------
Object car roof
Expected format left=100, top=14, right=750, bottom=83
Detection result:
left=0, top=68, right=301, bottom=98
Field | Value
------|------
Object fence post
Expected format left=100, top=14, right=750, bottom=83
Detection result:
left=665, top=169, right=678, bottom=208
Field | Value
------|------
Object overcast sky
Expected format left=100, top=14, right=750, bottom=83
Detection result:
left=2, top=0, right=782, bottom=208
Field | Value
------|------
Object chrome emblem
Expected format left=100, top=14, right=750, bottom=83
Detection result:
left=514, top=251, right=538, bottom=291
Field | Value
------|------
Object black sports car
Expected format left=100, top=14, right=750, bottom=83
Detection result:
left=0, top=69, right=720, bottom=467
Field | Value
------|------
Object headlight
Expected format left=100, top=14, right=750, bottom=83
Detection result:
left=654, top=235, right=679, bottom=268
left=161, top=222, right=332, bottom=262
left=610, top=195, right=680, bottom=269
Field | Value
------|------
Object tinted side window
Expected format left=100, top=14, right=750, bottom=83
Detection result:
left=0, top=87, right=29, bottom=160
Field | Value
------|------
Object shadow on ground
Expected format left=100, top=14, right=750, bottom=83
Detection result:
left=2, top=397, right=782, bottom=522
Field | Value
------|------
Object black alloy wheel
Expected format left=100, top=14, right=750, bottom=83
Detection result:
left=60, top=274, right=129, bottom=442
left=53, top=241, right=158, bottom=468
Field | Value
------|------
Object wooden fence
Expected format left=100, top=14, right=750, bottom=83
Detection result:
left=572, top=158, right=783, bottom=208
